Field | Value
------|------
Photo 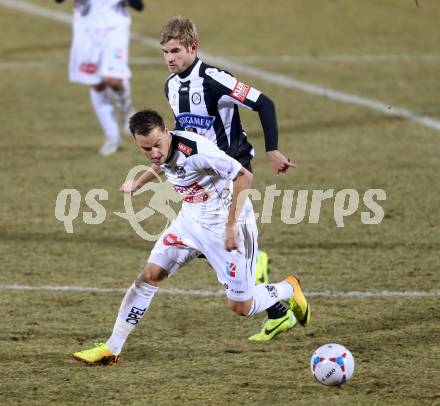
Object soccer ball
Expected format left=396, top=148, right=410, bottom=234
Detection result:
left=310, top=343, right=355, bottom=386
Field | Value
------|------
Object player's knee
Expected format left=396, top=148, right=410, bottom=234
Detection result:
left=139, top=263, right=167, bottom=286
left=104, top=77, right=123, bottom=90
left=92, top=82, right=107, bottom=92
left=227, top=300, right=251, bottom=316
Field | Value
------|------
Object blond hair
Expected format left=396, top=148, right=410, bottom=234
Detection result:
left=160, top=16, right=199, bottom=49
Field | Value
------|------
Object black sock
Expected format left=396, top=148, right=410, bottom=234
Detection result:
left=266, top=302, right=287, bottom=319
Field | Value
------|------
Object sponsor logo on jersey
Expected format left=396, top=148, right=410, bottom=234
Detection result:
left=176, top=165, right=186, bottom=179
left=177, top=143, right=193, bottom=156
left=173, top=182, right=209, bottom=204
left=79, top=63, right=98, bottom=74
left=191, top=92, right=202, bottom=105
left=163, top=233, right=187, bottom=247
left=230, top=81, right=250, bottom=103
left=176, top=113, right=215, bottom=131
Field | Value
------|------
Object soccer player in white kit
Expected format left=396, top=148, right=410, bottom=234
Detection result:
left=72, top=109, right=311, bottom=365
left=55, top=0, right=144, bottom=156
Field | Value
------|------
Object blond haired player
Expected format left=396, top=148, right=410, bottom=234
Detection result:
left=159, top=16, right=296, bottom=341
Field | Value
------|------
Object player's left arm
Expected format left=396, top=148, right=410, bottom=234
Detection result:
left=206, top=69, right=294, bottom=175
left=127, top=0, right=144, bottom=11
left=251, top=93, right=294, bottom=175
left=225, top=167, right=253, bottom=251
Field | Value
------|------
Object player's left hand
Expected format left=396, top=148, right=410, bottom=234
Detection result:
left=266, top=150, right=296, bottom=175
left=224, top=223, right=238, bottom=251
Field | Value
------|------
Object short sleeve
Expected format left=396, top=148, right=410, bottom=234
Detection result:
left=190, top=141, right=242, bottom=181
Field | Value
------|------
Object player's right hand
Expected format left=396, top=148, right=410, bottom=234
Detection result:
left=120, top=180, right=138, bottom=194
left=224, top=224, right=238, bottom=251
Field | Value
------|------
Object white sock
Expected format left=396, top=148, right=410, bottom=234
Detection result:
left=111, top=79, right=134, bottom=134
left=247, top=281, right=293, bottom=317
left=112, top=79, right=132, bottom=111
left=89, top=87, right=120, bottom=143
left=106, top=281, right=158, bottom=354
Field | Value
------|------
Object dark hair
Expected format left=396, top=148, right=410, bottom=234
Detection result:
left=129, top=109, right=165, bottom=137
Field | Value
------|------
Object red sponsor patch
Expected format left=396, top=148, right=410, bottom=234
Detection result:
left=163, top=233, right=187, bottom=247
left=79, top=63, right=98, bottom=74
left=173, top=182, right=209, bottom=204
left=177, top=143, right=192, bottom=156
left=230, top=81, right=250, bottom=103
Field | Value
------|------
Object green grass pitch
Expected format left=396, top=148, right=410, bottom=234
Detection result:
left=1, top=0, right=439, bottom=404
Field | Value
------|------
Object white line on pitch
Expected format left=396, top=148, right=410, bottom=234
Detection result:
left=2, top=0, right=440, bottom=132
left=0, top=58, right=163, bottom=70
left=225, top=54, right=440, bottom=63
left=2, top=284, right=439, bottom=298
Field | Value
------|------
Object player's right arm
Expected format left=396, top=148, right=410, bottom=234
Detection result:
left=120, top=164, right=163, bottom=193
left=225, top=166, right=253, bottom=251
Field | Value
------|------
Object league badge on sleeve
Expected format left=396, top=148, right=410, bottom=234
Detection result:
left=230, top=81, right=250, bottom=103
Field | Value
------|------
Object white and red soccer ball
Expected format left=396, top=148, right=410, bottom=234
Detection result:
left=310, top=343, right=355, bottom=386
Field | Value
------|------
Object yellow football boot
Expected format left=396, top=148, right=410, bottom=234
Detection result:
left=284, top=275, right=311, bottom=326
left=72, top=343, right=119, bottom=366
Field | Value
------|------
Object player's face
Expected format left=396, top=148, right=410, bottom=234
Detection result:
left=135, top=126, right=171, bottom=165
left=161, top=39, right=197, bottom=73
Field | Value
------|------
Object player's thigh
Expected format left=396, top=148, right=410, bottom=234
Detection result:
left=148, top=221, right=200, bottom=279
left=203, top=223, right=257, bottom=302
left=69, top=26, right=103, bottom=85
left=101, top=24, right=131, bottom=80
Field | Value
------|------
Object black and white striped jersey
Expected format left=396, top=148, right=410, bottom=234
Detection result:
left=164, top=58, right=279, bottom=170
left=160, top=130, right=252, bottom=224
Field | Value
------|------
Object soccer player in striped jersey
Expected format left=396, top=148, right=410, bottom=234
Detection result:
left=55, top=0, right=144, bottom=156
left=160, top=16, right=295, bottom=341
left=72, top=109, right=310, bottom=365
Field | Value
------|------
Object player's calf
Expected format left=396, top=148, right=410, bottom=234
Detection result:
left=227, top=298, right=253, bottom=316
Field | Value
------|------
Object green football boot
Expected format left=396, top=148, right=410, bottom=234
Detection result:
left=248, top=309, right=297, bottom=341
left=255, top=250, right=269, bottom=285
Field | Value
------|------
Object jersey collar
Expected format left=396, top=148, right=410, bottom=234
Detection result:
left=164, top=132, right=179, bottom=164
left=178, top=57, right=199, bottom=80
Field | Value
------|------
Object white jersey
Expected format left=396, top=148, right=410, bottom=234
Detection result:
left=160, top=130, right=253, bottom=226
left=73, top=0, right=131, bottom=28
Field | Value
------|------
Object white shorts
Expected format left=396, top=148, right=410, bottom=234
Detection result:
left=148, top=215, right=258, bottom=302
left=69, top=23, right=131, bottom=85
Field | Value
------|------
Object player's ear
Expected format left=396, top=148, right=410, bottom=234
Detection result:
left=191, top=42, right=198, bottom=53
